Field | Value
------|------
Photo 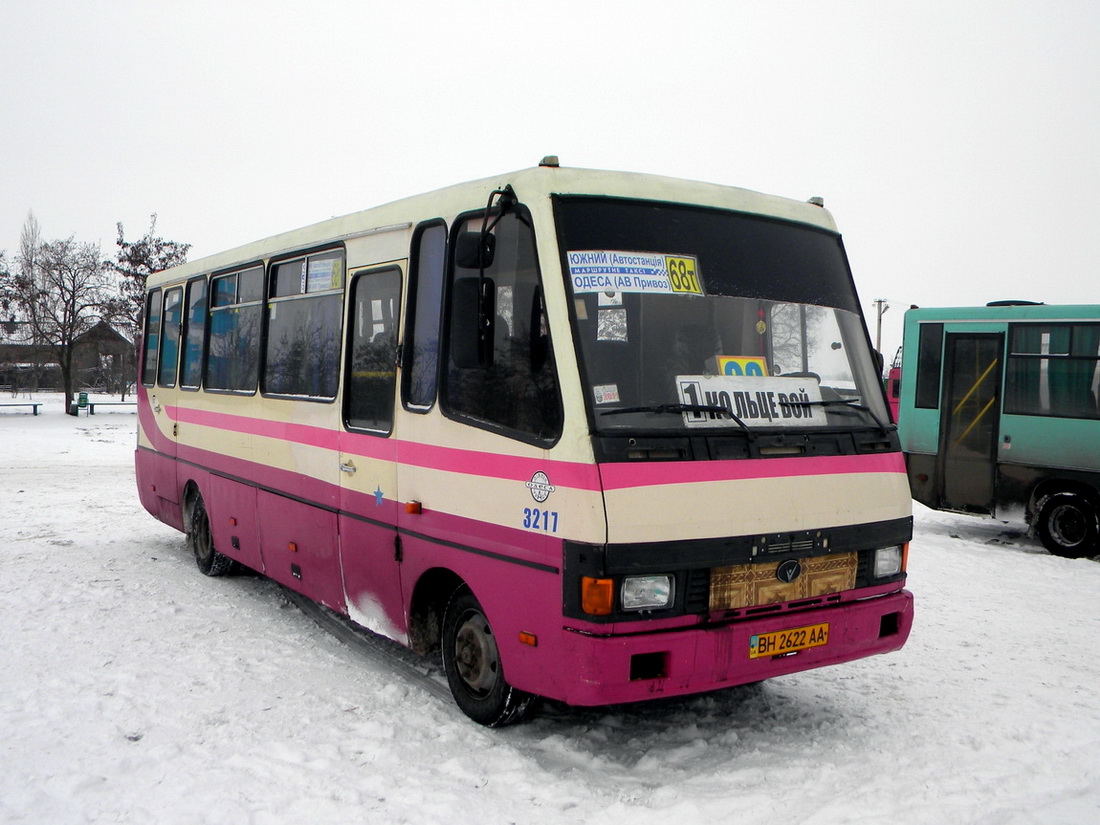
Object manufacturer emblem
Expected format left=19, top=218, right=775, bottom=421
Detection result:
left=776, top=559, right=803, bottom=584
left=526, top=471, right=555, bottom=503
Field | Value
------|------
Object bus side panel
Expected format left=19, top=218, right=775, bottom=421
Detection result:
left=905, top=452, right=940, bottom=510
left=397, top=512, right=569, bottom=702
left=136, top=389, right=184, bottom=529
left=134, top=447, right=168, bottom=523
left=255, top=491, right=344, bottom=612
left=205, top=474, right=263, bottom=572
left=134, top=447, right=184, bottom=531
left=997, top=462, right=1100, bottom=517
left=337, top=433, right=403, bottom=640
left=338, top=493, right=405, bottom=643
left=998, top=414, right=1100, bottom=474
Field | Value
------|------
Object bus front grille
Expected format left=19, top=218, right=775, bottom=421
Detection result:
left=708, top=552, right=857, bottom=612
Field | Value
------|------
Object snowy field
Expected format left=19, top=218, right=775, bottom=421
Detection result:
left=2, top=395, right=1099, bottom=825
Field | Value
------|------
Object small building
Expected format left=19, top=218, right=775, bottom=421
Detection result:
left=73, top=321, right=135, bottom=394
left=0, top=318, right=134, bottom=394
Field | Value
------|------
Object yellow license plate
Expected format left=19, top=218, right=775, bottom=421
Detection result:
left=749, top=623, right=829, bottom=659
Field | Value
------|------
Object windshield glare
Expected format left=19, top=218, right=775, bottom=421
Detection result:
left=555, top=197, right=889, bottom=433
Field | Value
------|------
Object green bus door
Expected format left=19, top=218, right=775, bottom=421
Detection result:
left=939, top=333, right=1004, bottom=514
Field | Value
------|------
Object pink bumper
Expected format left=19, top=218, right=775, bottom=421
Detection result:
left=557, top=589, right=913, bottom=707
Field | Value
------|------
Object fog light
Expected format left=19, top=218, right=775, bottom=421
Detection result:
left=874, top=546, right=903, bottom=578
left=621, top=575, right=673, bottom=611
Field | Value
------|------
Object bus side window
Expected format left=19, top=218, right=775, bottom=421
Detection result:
left=443, top=208, right=562, bottom=443
left=207, top=266, right=263, bottom=393
left=141, top=288, right=162, bottom=387
left=346, top=267, right=402, bottom=433
left=179, top=276, right=208, bottom=390
left=915, top=322, right=944, bottom=409
left=156, top=287, right=182, bottom=388
left=264, top=250, right=344, bottom=399
left=1006, top=323, right=1100, bottom=418
left=403, top=221, right=447, bottom=412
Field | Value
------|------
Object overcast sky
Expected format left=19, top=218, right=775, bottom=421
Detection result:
left=3, top=0, right=1098, bottom=355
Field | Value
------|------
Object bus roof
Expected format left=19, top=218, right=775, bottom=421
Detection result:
left=905, top=304, right=1100, bottom=324
left=152, top=163, right=841, bottom=283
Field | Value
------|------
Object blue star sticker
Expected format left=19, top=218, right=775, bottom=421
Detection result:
left=374, top=485, right=385, bottom=506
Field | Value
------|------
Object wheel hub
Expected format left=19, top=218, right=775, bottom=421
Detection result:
left=454, top=614, right=499, bottom=695
left=1049, top=504, right=1087, bottom=547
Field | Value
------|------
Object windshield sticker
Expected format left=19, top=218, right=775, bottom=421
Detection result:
left=567, top=251, right=704, bottom=296
left=597, top=308, right=628, bottom=342
left=593, top=384, right=621, bottom=405
left=712, top=355, right=769, bottom=377
left=676, top=375, right=824, bottom=429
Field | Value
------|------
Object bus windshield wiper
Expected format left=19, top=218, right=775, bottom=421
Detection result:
left=600, top=404, right=755, bottom=439
left=805, top=398, right=890, bottom=432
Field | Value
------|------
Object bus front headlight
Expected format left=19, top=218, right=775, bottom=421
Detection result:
left=621, top=575, right=674, bottom=611
left=873, top=546, right=904, bottom=578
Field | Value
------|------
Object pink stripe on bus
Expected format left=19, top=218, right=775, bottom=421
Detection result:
left=166, top=405, right=603, bottom=490
left=162, top=403, right=903, bottom=493
left=393, top=440, right=602, bottom=491
left=169, top=406, right=342, bottom=451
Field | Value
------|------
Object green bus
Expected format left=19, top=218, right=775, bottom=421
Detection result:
left=899, top=303, right=1100, bottom=558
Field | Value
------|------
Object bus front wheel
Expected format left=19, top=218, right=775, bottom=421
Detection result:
left=441, top=586, right=533, bottom=727
left=188, top=494, right=238, bottom=576
left=1036, top=492, right=1100, bottom=559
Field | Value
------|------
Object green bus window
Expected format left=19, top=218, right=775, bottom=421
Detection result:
left=914, top=323, right=944, bottom=409
left=1006, top=323, right=1100, bottom=419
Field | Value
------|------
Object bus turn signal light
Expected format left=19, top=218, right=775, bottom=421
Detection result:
left=581, top=577, right=614, bottom=616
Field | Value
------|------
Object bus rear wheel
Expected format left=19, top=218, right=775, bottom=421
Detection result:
left=188, top=494, right=237, bottom=576
left=1036, top=492, right=1100, bottom=559
left=441, top=587, right=533, bottom=727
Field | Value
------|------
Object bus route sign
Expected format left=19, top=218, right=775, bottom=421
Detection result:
left=567, top=250, right=704, bottom=296
left=676, top=375, right=824, bottom=428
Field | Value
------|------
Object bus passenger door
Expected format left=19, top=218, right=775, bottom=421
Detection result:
left=337, top=265, right=405, bottom=641
left=141, top=286, right=184, bottom=524
left=938, top=333, right=1004, bottom=514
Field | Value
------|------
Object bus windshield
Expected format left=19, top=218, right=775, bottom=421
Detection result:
left=555, top=197, right=889, bottom=434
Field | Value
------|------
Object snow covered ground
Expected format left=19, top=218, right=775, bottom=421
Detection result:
left=2, top=395, right=1099, bottom=825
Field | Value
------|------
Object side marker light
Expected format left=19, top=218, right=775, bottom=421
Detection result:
left=581, top=577, right=614, bottom=616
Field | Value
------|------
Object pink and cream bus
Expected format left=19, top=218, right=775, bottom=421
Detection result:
left=137, top=159, right=913, bottom=725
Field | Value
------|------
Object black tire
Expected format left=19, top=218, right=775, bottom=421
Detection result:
left=188, top=494, right=237, bottom=576
left=441, top=587, right=533, bottom=727
left=1036, top=492, right=1100, bottom=559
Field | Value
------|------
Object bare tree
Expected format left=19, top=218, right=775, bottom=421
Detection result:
left=18, top=211, right=41, bottom=276
left=0, top=228, right=113, bottom=411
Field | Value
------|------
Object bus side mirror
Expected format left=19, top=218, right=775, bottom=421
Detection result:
left=451, top=276, right=495, bottom=368
left=455, top=232, right=495, bottom=269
